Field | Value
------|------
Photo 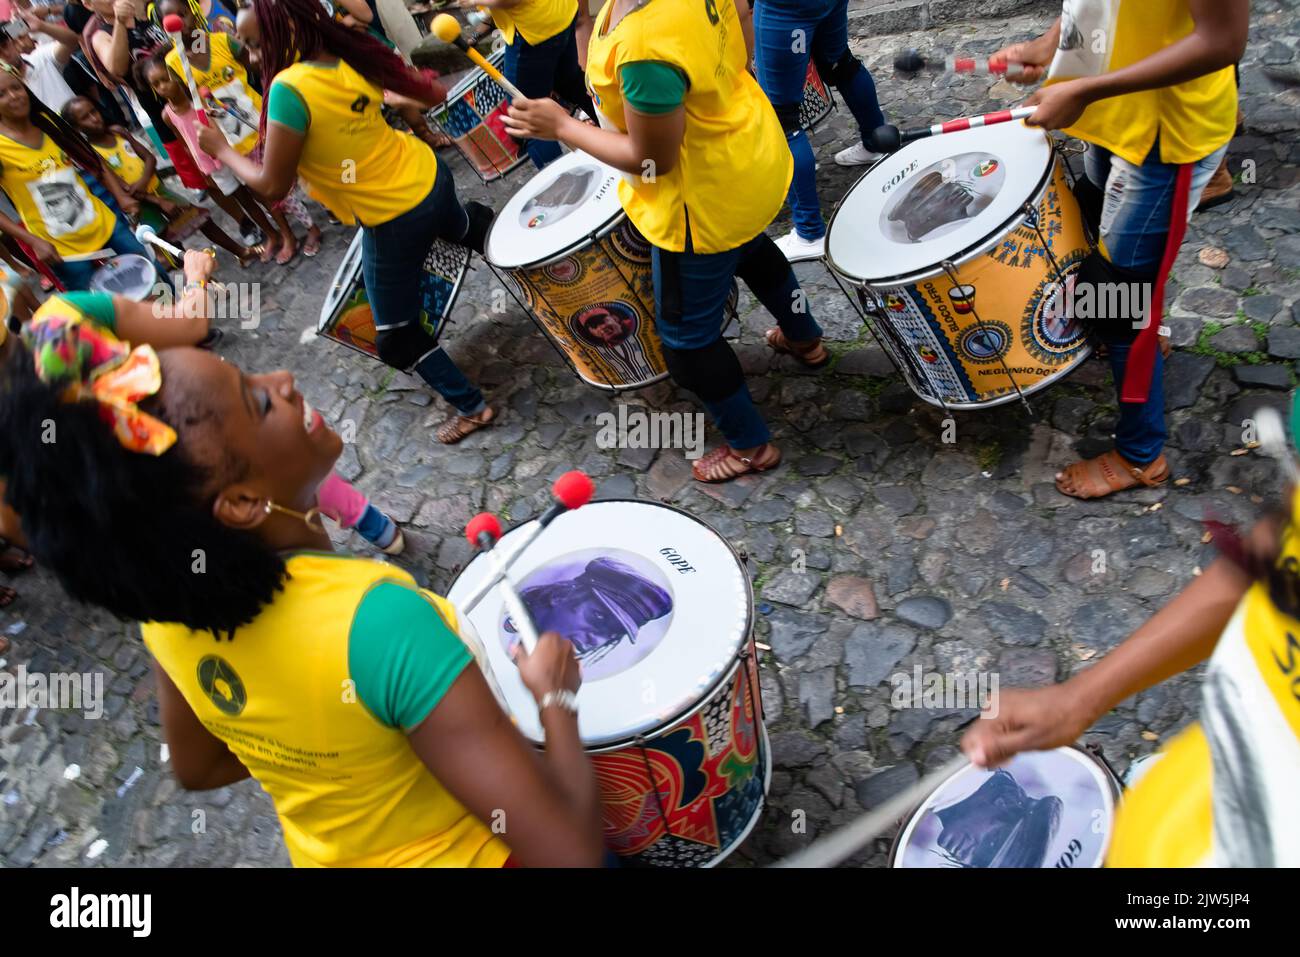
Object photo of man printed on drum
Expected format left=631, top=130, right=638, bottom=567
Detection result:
left=520, top=165, right=600, bottom=229
left=882, top=152, right=1006, bottom=244
left=896, top=750, right=1113, bottom=868
left=502, top=551, right=674, bottom=680
left=571, top=301, right=638, bottom=348
left=31, top=172, right=94, bottom=235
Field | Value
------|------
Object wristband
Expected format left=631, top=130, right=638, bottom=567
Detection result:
left=539, top=689, right=578, bottom=715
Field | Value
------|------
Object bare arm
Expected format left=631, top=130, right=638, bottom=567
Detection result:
left=199, top=116, right=304, bottom=201
left=734, top=0, right=753, bottom=66
left=963, top=532, right=1258, bottom=767
left=115, top=125, right=158, bottom=194
left=506, top=97, right=685, bottom=177
left=154, top=661, right=252, bottom=790
left=1025, top=1, right=1248, bottom=129
left=407, top=660, right=605, bottom=867
left=20, top=7, right=79, bottom=61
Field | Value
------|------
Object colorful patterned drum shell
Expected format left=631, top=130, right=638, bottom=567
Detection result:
left=486, top=151, right=736, bottom=392
left=799, top=61, right=836, bottom=131
left=446, top=500, right=770, bottom=868
left=428, top=48, right=528, bottom=184
left=890, top=747, right=1121, bottom=868
left=316, top=229, right=470, bottom=362
left=826, top=123, right=1093, bottom=409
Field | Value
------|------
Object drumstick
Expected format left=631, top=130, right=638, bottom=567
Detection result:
left=895, top=48, right=1027, bottom=80
left=772, top=754, right=970, bottom=868
left=466, top=512, right=543, bottom=655
left=1253, top=406, right=1300, bottom=485
left=161, top=14, right=234, bottom=146
left=431, top=13, right=526, bottom=100
left=458, top=470, right=596, bottom=615
left=58, top=248, right=116, bottom=263
left=135, top=223, right=183, bottom=259
left=867, top=106, right=1037, bottom=154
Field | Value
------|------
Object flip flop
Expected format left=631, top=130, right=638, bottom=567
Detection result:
left=275, top=237, right=300, bottom=266
left=302, top=230, right=322, bottom=258
left=766, top=328, right=830, bottom=368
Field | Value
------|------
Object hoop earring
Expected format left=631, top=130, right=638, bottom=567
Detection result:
left=264, top=500, right=324, bottom=530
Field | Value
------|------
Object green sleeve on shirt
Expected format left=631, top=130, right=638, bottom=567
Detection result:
left=267, top=79, right=310, bottom=135
left=620, top=60, right=688, bottom=115
left=58, top=291, right=118, bottom=331
left=348, top=580, right=472, bottom=731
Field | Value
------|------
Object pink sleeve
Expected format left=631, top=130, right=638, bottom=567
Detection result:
left=316, top=470, right=370, bottom=529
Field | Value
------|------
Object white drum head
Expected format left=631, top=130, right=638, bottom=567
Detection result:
left=89, top=254, right=158, bottom=301
left=446, top=500, right=752, bottom=748
left=485, top=150, right=625, bottom=269
left=828, top=122, right=1052, bottom=284
left=892, top=747, right=1118, bottom=868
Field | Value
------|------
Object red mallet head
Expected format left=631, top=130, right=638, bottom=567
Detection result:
left=465, top=512, right=503, bottom=548
left=162, top=13, right=184, bottom=33
left=199, top=86, right=212, bottom=101
left=552, top=470, right=594, bottom=511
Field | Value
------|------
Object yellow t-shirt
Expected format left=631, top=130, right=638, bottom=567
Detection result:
left=142, top=552, right=512, bottom=868
left=1110, top=494, right=1300, bottom=867
left=166, top=32, right=263, bottom=156
left=489, top=0, right=577, bottom=46
left=269, top=59, right=435, bottom=227
left=0, top=132, right=115, bottom=257
left=585, top=0, right=791, bottom=255
left=1045, top=0, right=1236, bottom=166
left=92, top=134, right=161, bottom=195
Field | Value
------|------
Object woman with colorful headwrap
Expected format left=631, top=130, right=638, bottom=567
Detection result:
left=0, top=300, right=604, bottom=866
left=0, top=67, right=152, bottom=289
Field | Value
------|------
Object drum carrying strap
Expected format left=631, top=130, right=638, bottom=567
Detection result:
left=1121, top=163, right=1194, bottom=404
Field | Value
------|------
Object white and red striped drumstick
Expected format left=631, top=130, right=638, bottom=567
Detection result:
left=867, top=106, right=1037, bottom=154
left=894, top=48, right=1027, bottom=79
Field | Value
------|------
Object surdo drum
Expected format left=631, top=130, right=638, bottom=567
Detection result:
left=428, top=48, right=529, bottom=184
left=799, top=62, right=836, bottom=131
left=486, top=150, right=737, bottom=393
left=826, top=122, right=1093, bottom=409
left=89, top=254, right=158, bottom=301
left=446, top=500, right=770, bottom=867
left=316, top=229, right=470, bottom=361
left=890, top=747, right=1121, bottom=868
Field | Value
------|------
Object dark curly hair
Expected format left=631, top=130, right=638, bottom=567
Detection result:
left=0, top=348, right=286, bottom=637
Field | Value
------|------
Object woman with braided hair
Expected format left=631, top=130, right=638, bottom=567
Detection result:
left=199, top=0, right=500, bottom=445
left=0, top=67, right=152, bottom=288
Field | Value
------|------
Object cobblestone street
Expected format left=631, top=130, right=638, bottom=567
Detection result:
left=2, top=0, right=1298, bottom=868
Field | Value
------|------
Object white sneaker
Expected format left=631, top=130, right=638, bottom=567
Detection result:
left=774, top=229, right=825, bottom=263
left=835, top=142, right=883, bottom=167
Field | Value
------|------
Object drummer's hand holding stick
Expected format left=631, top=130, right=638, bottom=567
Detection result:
left=988, top=18, right=1061, bottom=87
left=505, top=95, right=679, bottom=179
left=961, top=539, right=1257, bottom=769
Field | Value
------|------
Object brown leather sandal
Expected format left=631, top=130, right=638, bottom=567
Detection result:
left=436, top=406, right=496, bottom=445
left=766, top=328, right=830, bottom=368
left=1055, top=450, right=1169, bottom=500
left=692, top=443, right=782, bottom=483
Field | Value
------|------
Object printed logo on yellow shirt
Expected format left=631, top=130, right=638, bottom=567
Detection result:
left=198, top=656, right=246, bottom=715
left=350, top=94, right=370, bottom=114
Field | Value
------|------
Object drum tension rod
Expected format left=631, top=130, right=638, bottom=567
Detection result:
left=941, top=260, right=1035, bottom=419
left=634, top=734, right=677, bottom=840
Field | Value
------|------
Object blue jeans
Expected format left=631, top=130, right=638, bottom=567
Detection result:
left=1084, top=142, right=1226, bottom=464
left=362, top=155, right=486, bottom=416
left=503, top=17, right=594, bottom=169
left=754, top=0, right=885, bottom=240
left=53, top=213, right=152, bottom=291
left=653, top=232, right=822, bottom=448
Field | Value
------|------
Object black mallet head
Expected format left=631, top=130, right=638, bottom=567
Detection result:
left=894, top=48, right=927, bottom=74
left=867, top=124, right=904, bottom=154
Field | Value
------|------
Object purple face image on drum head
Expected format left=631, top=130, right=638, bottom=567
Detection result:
left=882, top=152, right=1007, bottom=245
left=570, top=301, right=638, bottom=348
left=520, top=165, right=601, bottom=230
left=500, top=548, right=674, bottom=681
left=896, top=749, right=1114, bottom=868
